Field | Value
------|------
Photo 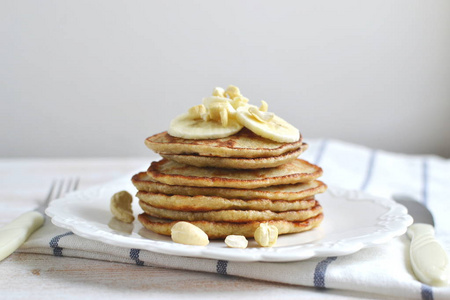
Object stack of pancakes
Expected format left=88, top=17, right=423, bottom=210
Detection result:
left=132, top=128, right=326, bottom=239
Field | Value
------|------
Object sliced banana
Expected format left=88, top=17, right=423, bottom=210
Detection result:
left=249, top=106, right=274, bottom=122
left=168, top=86, right=300, bottom=142
left=236, top=106, right=300, bottom=143
left=168, top=112, right=243, bottom=139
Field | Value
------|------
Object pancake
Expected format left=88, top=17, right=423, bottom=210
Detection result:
left=132, top=172, right=327, bottom=200
left=145, top=128, right=303, bottom=158
left=146, top=158, right=323, bottom=188
left=138, top=213, right=324, bottom=239
left=139, top=201, right=323, bottom=222
left=137, top=191, right=317, bottom=212
left=160, top=144, right=308, bottom=169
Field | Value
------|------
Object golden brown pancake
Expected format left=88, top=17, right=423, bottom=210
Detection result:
left=146, top=158, right=323, bottom=188
left=139, top=201, right=323, bottom=222
left=132, top=172, right=327, bottom=200
left=145, top=128, right=303, bottom=158
left=138, top=213, right=324, bottom=239
left=137, top=191, right=317, bottom=212
left=160, top=144, right=308, bottom=169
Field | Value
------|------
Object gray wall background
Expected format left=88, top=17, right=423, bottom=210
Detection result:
left=1, top=0, right=450, bottom=158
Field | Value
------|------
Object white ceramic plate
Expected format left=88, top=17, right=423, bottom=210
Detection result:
left=46, top=177, right=413, bottom=262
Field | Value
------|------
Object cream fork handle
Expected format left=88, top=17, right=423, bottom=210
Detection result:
left=407, top=223, right=450, bottom=287
left=0, top=211, right=44, bottom=261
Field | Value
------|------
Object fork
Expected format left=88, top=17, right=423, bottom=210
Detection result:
left=0, top=178, right=79, bottom=261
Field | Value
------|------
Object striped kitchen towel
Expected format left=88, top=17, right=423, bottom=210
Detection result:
left=19, top=139, right=450, bottom=300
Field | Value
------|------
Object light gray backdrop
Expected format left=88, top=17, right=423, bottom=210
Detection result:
left=1, top=0, right=450, bottom=158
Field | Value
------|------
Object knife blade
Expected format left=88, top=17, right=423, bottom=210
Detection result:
left=393, top=194, right=450, bottom=287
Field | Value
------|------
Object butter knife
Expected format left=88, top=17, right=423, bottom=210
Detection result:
left=0, top=181, right=57, bottom=261
left=394, top=194, right=450, bottom=287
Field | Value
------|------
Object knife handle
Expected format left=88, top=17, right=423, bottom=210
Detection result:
left=407, top=223, right=450, bottom=287
left=0, top=211, right=45, bottom=261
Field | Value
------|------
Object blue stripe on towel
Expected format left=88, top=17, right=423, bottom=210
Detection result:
left=421, top=284, right=433, bottom=300
left=360, top=150, right=377, bottom=191
left=49, top=231, right=74, bottom=256
left=216, top=260, right=228, bottom=275
left=129, top=249, right=144, bottom=266
left=314, top=256, right=337, bottom=288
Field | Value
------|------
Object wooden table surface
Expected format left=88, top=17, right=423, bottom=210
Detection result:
left=0, top=158, right=385, bottom=299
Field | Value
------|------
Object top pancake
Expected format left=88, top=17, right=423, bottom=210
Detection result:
left=147, top=158, right=323, bottom=189
left=145, top=128, right=303, bottom=158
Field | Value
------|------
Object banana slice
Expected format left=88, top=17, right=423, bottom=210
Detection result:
left=236, top=107, right=300, bottom=143
left=168, top=112, right=243, bottom=139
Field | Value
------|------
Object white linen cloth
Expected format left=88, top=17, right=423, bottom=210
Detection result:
left=18, top=139, right=450, bottom=299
